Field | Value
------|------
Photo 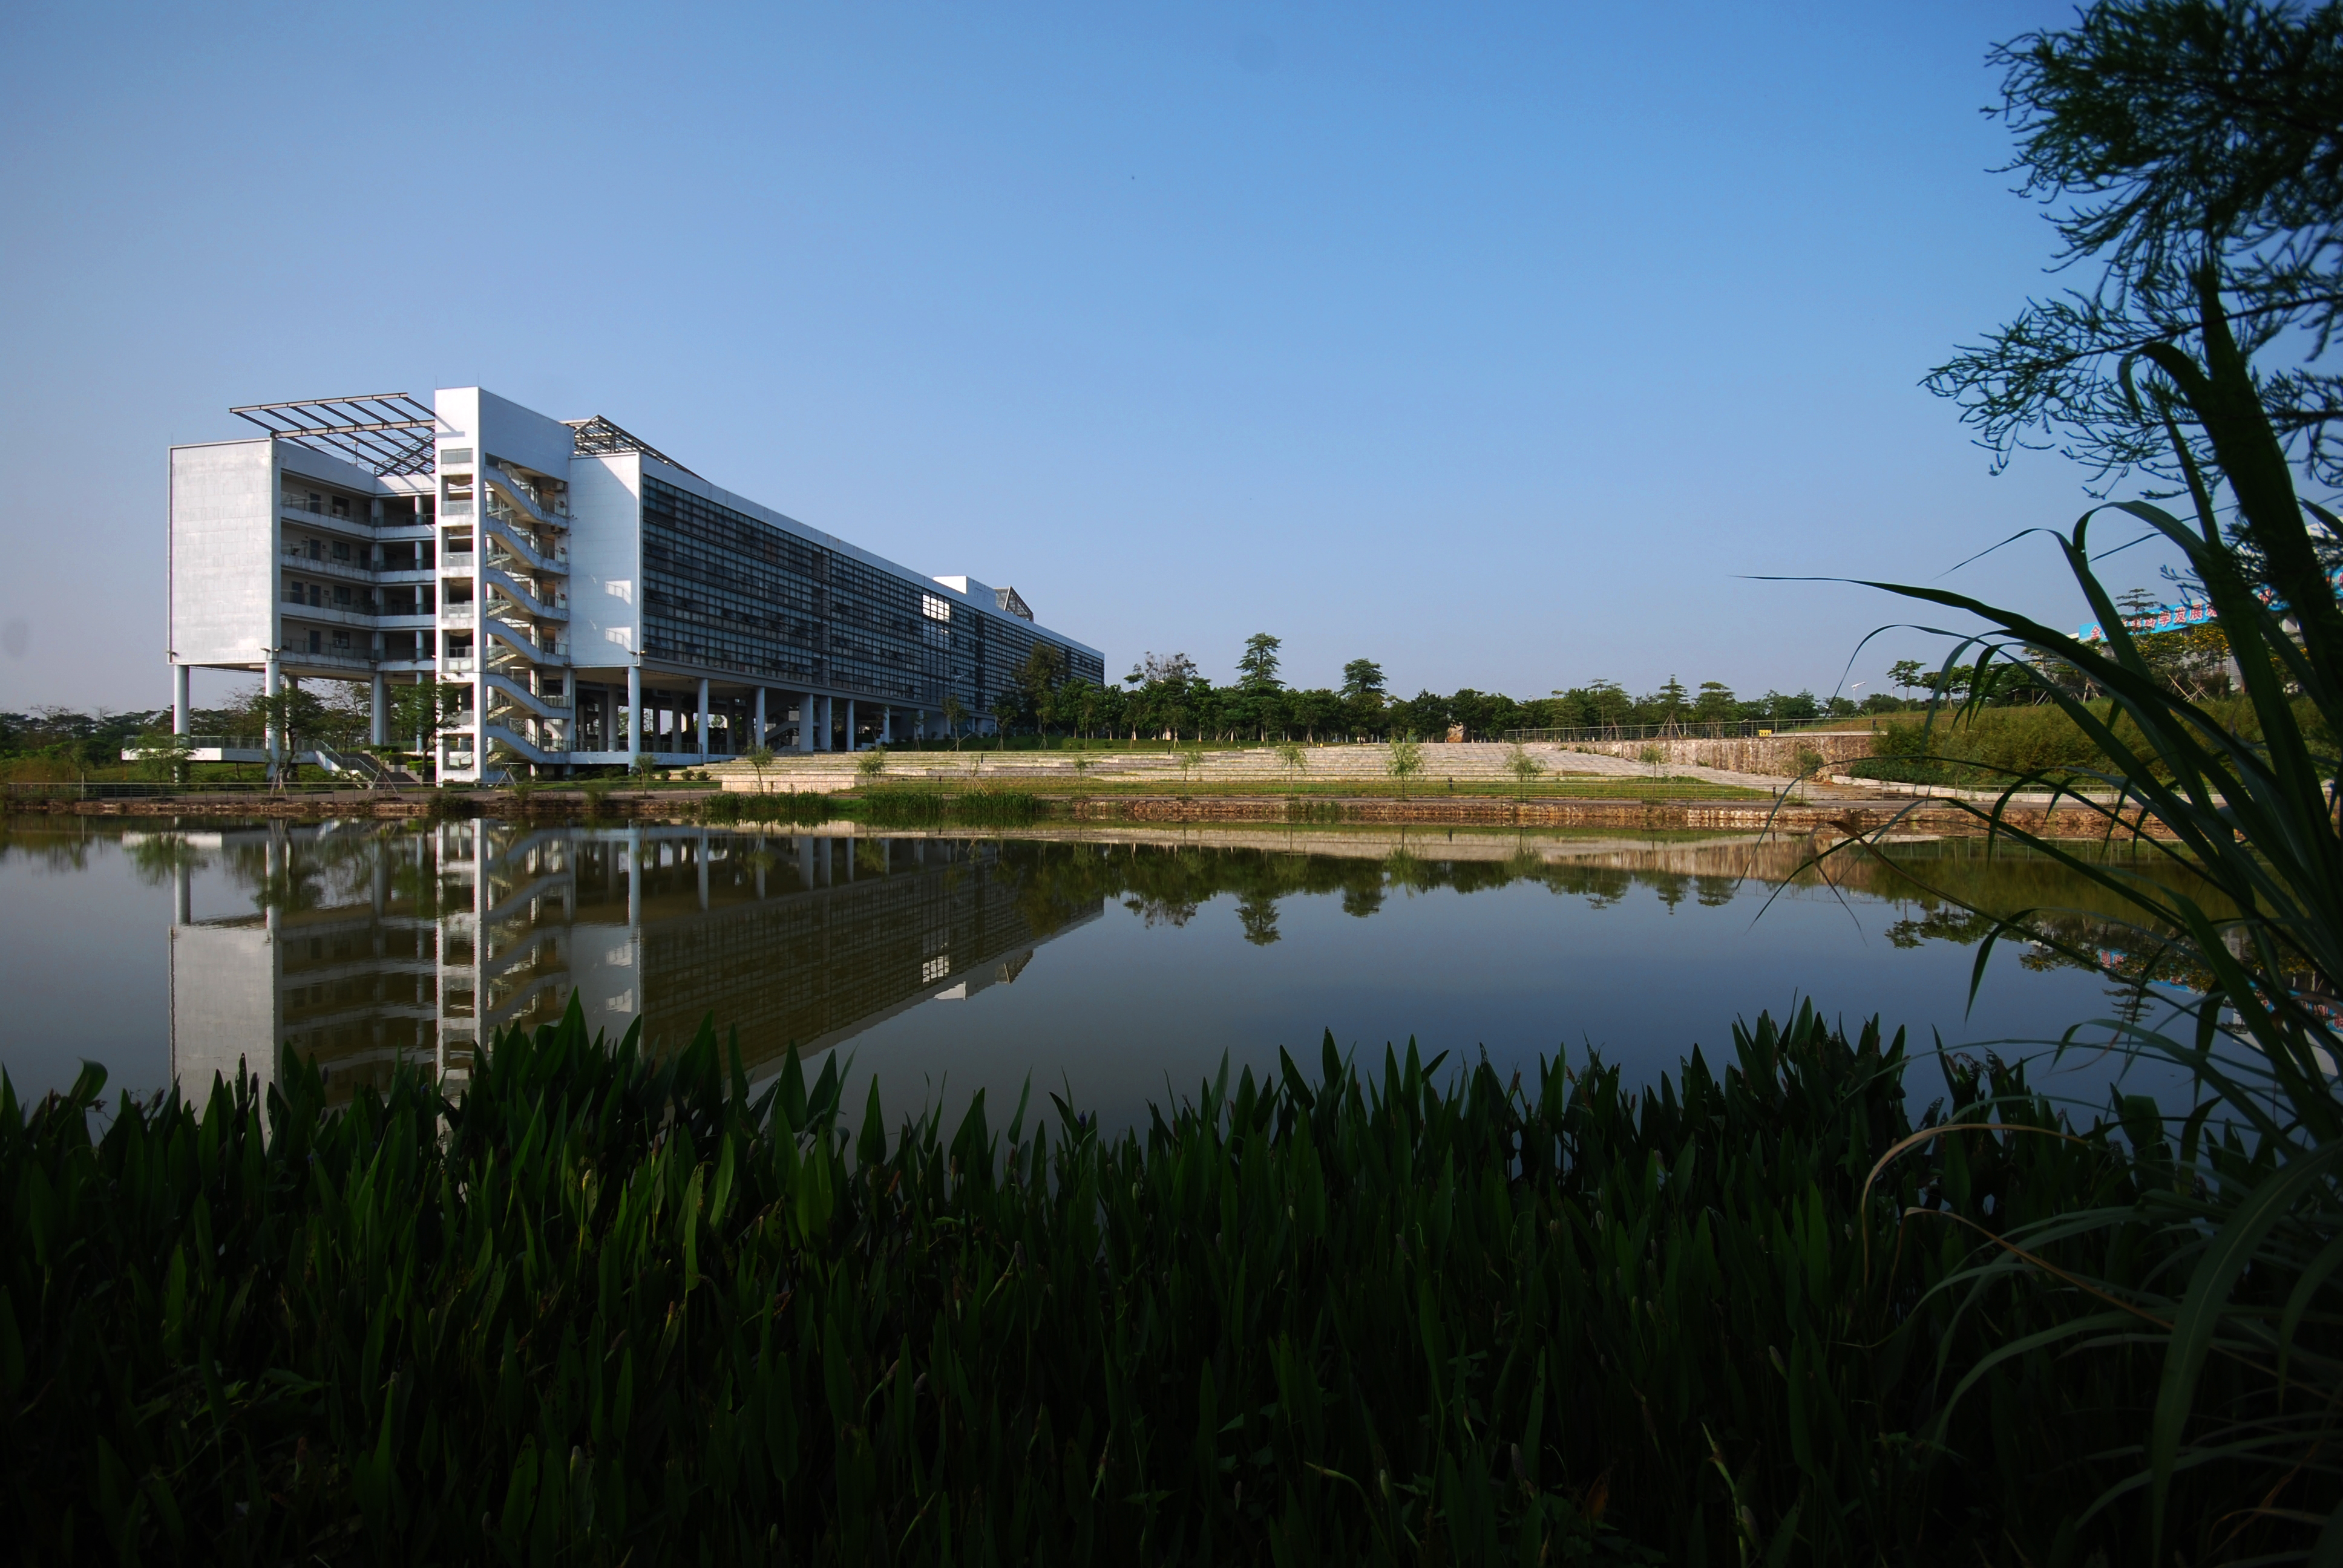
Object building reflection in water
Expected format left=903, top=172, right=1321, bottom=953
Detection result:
left=167, top=823, right=1102, bottom=1103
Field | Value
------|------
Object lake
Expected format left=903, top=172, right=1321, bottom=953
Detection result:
left=0, top=817, right=2188, bottom=1129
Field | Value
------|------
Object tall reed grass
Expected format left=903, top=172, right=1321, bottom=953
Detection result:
left=851, top=787, right=1043, bottom=826
left=0, top=997, right=2292, bottom=1562
left=1826, top=273, right=2343, bottom=1555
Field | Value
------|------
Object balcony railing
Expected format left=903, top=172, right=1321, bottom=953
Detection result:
left=280, top=494, right=362, bottom=520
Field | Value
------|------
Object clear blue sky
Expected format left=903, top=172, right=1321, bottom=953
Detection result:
left=0, top=1, right=2168, bottom=712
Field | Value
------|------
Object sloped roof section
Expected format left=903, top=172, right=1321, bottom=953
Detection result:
left=563, top=414, right=699, bottom=477
left=230, top=393, right=439, bottom=476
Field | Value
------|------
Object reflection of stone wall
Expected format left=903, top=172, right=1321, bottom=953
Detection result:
left=170, top=922, right=275, bottom=1099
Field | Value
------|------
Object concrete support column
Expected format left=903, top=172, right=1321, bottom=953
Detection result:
left=174, top=860, right=192, bottom=927
left=753, top=687, right=767, bottom=751
left=882, top=706, right=894, bottom=744
left=627, top=823, right=642, bottom=927
left=814, top=696, right=829, bottom=752
left=696, top=831, right=709, bottom=909
left=796, top=833, right=814, bottom=886
left=626, top=665, right=642, bottom=766
left=263, top=653, right=283, bottom=777
left=796, top=693, right=813, bottom=753
left=172, top=664, right=191, bottom=737
left=370, top=672, right=388, bottom=747
left=845, top=699, right=856, bottom=751
left=696, top=678, right=711, bottom=763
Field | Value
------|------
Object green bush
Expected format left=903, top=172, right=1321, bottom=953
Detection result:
left=851, top=788, right=1041, bottom=826
left=0, top=998, right=2288, bottom=1563
left=1850, top=705, right=2109, bottom=785
left=697, top=790, right=833, bottom=826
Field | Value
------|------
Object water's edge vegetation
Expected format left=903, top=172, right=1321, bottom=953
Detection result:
left=3, top=998, right=2291, bottom=1564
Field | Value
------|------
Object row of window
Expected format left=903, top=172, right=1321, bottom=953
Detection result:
left=283, top=578, right=433, bottom=616
left=638, top=477, right=1094, bottom=705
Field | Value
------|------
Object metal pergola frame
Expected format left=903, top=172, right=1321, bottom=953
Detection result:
left=563, top=414, right=698, bottom=476
left=230, top=393, right=440, bottom=477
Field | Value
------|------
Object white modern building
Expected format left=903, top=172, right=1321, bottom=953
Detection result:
left=168, top=389, right=1104, bottom=780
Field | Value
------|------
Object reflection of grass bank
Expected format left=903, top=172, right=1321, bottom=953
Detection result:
left=6, top=999, right=2268, bottom=1562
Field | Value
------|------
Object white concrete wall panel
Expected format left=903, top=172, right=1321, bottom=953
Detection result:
left=569, top=453, right=643, bottom=674
left=445, top=387, right=580, bottom=478
left=169, top=440, right=277, bottom=668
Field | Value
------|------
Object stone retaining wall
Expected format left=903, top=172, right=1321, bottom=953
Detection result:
left=1559, top=732, right=1878, bottom=774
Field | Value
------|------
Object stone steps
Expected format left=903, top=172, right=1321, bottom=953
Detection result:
left=707, top=741, right=1794, bottom=791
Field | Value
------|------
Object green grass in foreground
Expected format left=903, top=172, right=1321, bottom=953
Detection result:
left=3, top=999, right=2300, bottom=1563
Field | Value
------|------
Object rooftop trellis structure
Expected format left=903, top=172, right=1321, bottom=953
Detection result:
left=229, top=393, right=439, bottom=477
left=563, top=414, right=699, bottom=476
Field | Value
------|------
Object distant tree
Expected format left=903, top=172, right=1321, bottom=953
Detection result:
left=1237, top=633, right=1284, bottom=693
left=1389, top=690, right=1452, bottom=742
left=1694, top=681, right=1738, bottom=724
left=1291, top=688, right=1346, bottom=743
left=1505, top=743, right=1545, bottom=800
left=1656, top=675, right=1689, bottom=726
left=1340, top=659, right=1386, bottom=700
left=1561, top=680, right=1633, bottom=730
left=743, top=744, right=776, bottom=794
left=387, top=678, right=458, bottom=759
left=1386, top=735, right=1425, bottom=798
left=1015, top=642, right=1067, bottom=733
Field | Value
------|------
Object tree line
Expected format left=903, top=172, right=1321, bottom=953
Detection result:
left=984, top=632, right=1913, bottom=744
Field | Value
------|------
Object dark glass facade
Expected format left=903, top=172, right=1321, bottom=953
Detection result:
left=638, top=475, right=1101, bottom=708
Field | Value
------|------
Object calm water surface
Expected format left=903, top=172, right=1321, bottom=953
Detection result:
left=0, top=818, right=2184, bottom=1128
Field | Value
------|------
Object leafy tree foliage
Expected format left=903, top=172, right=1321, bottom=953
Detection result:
left=1927, top=0, right=2343, bottom=492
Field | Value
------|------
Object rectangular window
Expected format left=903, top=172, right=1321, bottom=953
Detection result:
left=439, top=447, right=473, bottom=466
left=445, top=634, right=473, bottom=659
left=333, top=586, right=352, bottom=608
left=331, top=630, right=351, bottom=650
left=922, top=593, right=952, bottom=622
left=308, top=585, right=323, bottom=607
left=442, top=473, right=474, bottom=516
left=307, top=631, right=323, bottom=653
left=284, top=580, right=303, bottom=603
left=330, top=540, right=350, bottom=561
left=306, top=491, right=323, bottom=514
left=330, top=496, right=350, bottom=519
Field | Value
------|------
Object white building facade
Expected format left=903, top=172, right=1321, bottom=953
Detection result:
left=168, top=389, right=1105, bottom=780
